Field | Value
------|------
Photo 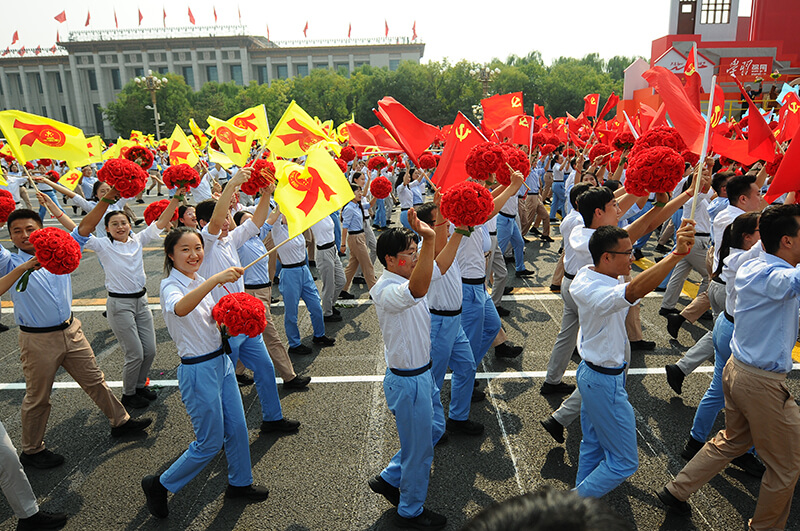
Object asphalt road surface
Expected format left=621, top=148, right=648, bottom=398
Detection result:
left=0, top=198, right=797, bottom=530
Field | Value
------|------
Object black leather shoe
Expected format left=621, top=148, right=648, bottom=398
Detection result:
left=681, top=436, right=704, bottom=461
left=656, top=487, right=691, bottom=515
left=446, top=418, right=484, bottom=436
left=495, top=305, right=510, bottom=317
left=225, top=484, right=269, bottom=501
left=630, top=340, right=655, bottom=351
left=471, top=389, right=485, bottom=402
left=699, top=310, right=714, bottom=321
left=313, top=335, right=335, bottom=346
left=111, top=417, right=152, bottom=437
left=659, top=307, right=681, bottom=317
left=529, top=227, right=541, bottom=236
left=731, top=452, right=765, bottom=478
left=666, top=313, right=685, bottom=339
left=549, top=284, right=561, bottom=293
left=283, top=375, right=311, bottom=389
left=393, top=507, right=447, bottom=530
left=368, top=475, right=399, bottom=506
left=338, top=290, right=355, bottom=300
left=353, top=276, right=366, bottom=285
left=495, top=342, right=522, bottom=358
left=136, top=386, right=158, bottom=401
left=288, top=344, right=312, bottom=355
left=665, top=364, right=685, bottom=395
left=503, top=286, right=513, bottom=295
left=236, top=373, right=255, bottom=386
left=541, top=235, right=554, bottom=242
left=122, top=393, right=150, bottom=409
left=19, top=449, right=64, bottom=469
left=141, top=474, right=169, bottom=518
left=515, top=269, right=535, bottom=277
left=654, top=244, right=671, bottom=253
left=633, top=248, right=645, bottom=261
left=260, top=418, right=300, bottom=434
left=540, top=381, right=575, bottom=395
left=16, top=509, right=67, bottom=530
left=0, top=323, right=9, bottom=332
left=540, top=416, right=565, bottom=444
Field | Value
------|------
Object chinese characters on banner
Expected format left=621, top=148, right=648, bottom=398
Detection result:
left=719, top=57, right=773, bottom=80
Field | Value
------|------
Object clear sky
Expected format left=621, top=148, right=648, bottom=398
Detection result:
left=4, top=0, right=753, bottom=65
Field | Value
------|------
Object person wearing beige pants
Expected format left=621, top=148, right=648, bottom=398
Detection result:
left=341, top=187, right=377, bottom=294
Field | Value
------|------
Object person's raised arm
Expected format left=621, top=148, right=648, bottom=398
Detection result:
left=35, top=176, right=77, bottom=198
left=250, top=182, right=276, bottom=228
left=432, top=190, right=448, bottom=255
left=208, top=167, right=252, bottom=235
left=407, top=209, right=436, bottom=299
left=489, top=171, right=524, bottom=218
left=155, top=187, right=186, bottom=230
left=173, top=267, right=243, bottom=317
left=626, top=220, right=695, bottom=302
left=34, top=190, right=76, bottom=231
left=78, top=185, right=118, bottom=236
left=0, top=258, right=39, bottom=296
left=433, top=226, right=464, bottom=276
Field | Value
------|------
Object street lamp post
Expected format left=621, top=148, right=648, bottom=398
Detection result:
left=470, top=65, right=501, bottom=98
left=134, top=71, right=168, bottom=140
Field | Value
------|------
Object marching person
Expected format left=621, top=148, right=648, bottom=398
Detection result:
left=310, top=209, right=346, bottom=322
left=341, top=184, right=377, bottom=297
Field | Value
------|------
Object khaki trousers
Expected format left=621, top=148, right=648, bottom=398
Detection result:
left=523, top=194, right=550, bottom=237
left=245, top=286, right=296, bottom=382
left=550, top=252, right=565, bottom=288
left=667, top=357, right=800, bottom=531
left=19, top=318, right=129, bottom=454
left=679, top=245, right=715, bottom=323
left=343, top=233, right=376, bottom=292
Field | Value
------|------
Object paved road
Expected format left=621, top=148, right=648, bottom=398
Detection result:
left=0, top=199, right=797, bottom=530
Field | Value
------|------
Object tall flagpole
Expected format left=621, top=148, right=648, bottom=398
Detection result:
left=689, top=74, right=717, bottom=220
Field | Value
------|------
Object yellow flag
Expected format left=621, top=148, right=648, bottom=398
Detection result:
left=208, top=148, right=234, bottom=169
left=207, top=116, right=254, bottom=167
left=129, top=130, right=144, bottom=144
left=167, top=125, right=200, bottom=167
left=57, top=168, right=83, bottom=191
left=85, top=136, right=104, bottom=164
left=273, top=144, right=354, bottom=240
left=228, top=105, right=270, bottom=143
left=336, top=115, right=355, bottom=143
left=189, top=118, right=208, bottom=150
left=0, top=143, right=14, bottom=159
left=102, top=138, right=123, bottom=160
left=0, top=110, right=89, bottom=166
left=266, top=101, right=340, bottom=158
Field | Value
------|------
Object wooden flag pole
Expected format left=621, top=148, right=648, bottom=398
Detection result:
left=689, top=74, right=717, bottom=220
left=504, top=162, right=531, bottom=191
left=243, top=236, right=293, bottom=271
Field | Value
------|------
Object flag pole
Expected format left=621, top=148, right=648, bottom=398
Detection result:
left=504, top=162, right=531, bottom=191
left=623, top=111, right=640, bottom=139
left=689, top=74, right=717, bottom=220
left=243, top=236, right=292, bottom=271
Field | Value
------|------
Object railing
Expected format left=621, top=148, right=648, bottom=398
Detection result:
left=0, top=47, right=68, bottom=59
left=66, top=25, right=248, bottom=42
left=270, top=36, right=421, bottom=48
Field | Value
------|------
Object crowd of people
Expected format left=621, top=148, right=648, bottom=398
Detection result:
left=0, top=135, right=796, bottom=530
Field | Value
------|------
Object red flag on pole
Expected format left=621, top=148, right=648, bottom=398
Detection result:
left=597, top=92, right=620, bottom=120
left=50, top=44, right=57, bottom=54
left=2, top=48, right=8, bottom=57
left=213, top=6, right=218, bottom=23
left=56, top=30, right=60, bottom=42
left=34, top=46, right=41, bottom=56
left=711, top=134, right=760, bottom=166
left=368, top=126, right=403, bottom=152
left=138, top=9, right=144, bottom=26
left=114, top=8, right=119, bottom=28
left=683, top=43, right=702, bottom=112
left=373, top=97, right=440, bottom=167
left=412, top=21, right=417, bottom=40
left=266, top=25, right=270, bottom=40
left=495, top=115, right=534, bottom=147
left=85, top=10, right=91, bottom=27
left=732, top=75, right=777, bottom=162
left=18, top=47, right=25, bottom=56
left=188, top=7, right=196, bottom=25
left=238, top=6, right=242, bottom=24
left=481, top=92, right=524, bottom=130
left=777, top=92, right=800, bottom=143
left=432, top=112, right=487, bottom=192
left=642, top=66, right=706, bottom=153
left=303, top=21, right=308, bottom=37
left=583, top=94, right=600, bottom=117
left=348, top=23, right=351, bottom=38
left=385, top=20, right=389, bottom=37
left=54, top=11, right=66, bottom=23
left=764, top=123, right=800, bottom=202
left=11, top=31, right=18, bottom=45
left=163, top=7, right=168, bottom=27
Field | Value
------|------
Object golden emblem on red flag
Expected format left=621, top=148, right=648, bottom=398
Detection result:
left=455, top=123, right=472, bottom=142
left=511, top=96, right=522, bottom=108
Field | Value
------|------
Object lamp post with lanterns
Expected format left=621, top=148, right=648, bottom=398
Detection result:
left=134, top=71, right=168, bottom=140
left=469, top=65, right=501, bottom=122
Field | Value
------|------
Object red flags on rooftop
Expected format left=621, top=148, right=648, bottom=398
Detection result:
left=188, top=7, right=196, bottom=25
left=412, top=21, right=417, bottom=40
left=11, top=31, right=18, bottom=45
left=385, top=20, right=389, bottom=37
left=348, top=23, right=351, bottom=39
left=54, top=11, right=66, bottom=24
left=214, top=6, right=218, bottom=24
left=114, top=9, right=118, bottom=28
left=138, top=9, right=144, bottom=26
left=85, top=10, right=91, bottom=27
left=303, top=21, right=309, bottom=37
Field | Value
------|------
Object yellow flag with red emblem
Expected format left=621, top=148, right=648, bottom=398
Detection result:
left=207, top=116, right=254, bottom=167
left=273, top=144, right=354, bottom=239
left=57, top=168, right=83, bottom=191
left=189, top=118, right=208, bottom=150
left=228, top=105, right=270, bottom=143
left=266, top=101, right=339, bottom=158
left=167, top=125, right=200, bottom=167
left=0, top=110, right=89, bottom=166
left=85, top=135, right=104, bottom=164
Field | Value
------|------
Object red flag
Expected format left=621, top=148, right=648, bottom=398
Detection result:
left=56, top=30, right=60, bottom=42
left=11, top=31, right=18, bottom=45
left=213, top=6, right=218, bottom=23
left=50, top=44, right=56, bottom=54
left=597, top=92, right=619, bottom=120
left=533, top=104, right=546, bottom=119
left=267, top=25, right=270, bottom=40
left=764, top=123, right=800, bottom=202
left=85, top=10, right=90, bottom=27
left=481, top=92, right=524, bottom=131
left=642, top=66, right=706, bottom=153
left=711, top=134, right=759, bottom=166
left=188, top=7, right=195, bottom=25
left=18, top=47, right=25, bottom=56
left=495, top=115, right=533, bottom=147
left=709, top=84, right=725, bottom=129
left=432, top=113, right=487, bottom=192
left=778, top=92, right=800, bottom=142
left=368, top=126, right=403, bottom=152
left=733, top=75, right=777, bottom=163
left=480, top=121, right=501, bottom=143
left=385, top=20, right=389, bottom=37
left=412, top=21, right=417, bottom=40
left=2, top=48, right=8, bottom=57
left=583, top=94, right=600, bottom=117
left=163, top=8, right=167, bottom=27
left=303, top=21, right=308, bottom=37
left=34, top=46, right=41, bottom=56
left=54, top=11, right=66, bottom=23
left=348, top=23, right=351, bottom=38
left=114, top=9, right=118, bottom=28
left=639, top=102, right=667, bottom=132
left=238, top=6, right=242, bottom=24
left=373, top=97, right=440, bottom=167
left=683, top=44, right=702, bottom=111
left=138, top=9, right=144, bottom=25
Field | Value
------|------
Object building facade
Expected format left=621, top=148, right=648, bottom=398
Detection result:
left=0, top=25, right=425, bottom=138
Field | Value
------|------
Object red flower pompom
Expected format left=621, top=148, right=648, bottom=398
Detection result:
left=625, top=146, right=685, bottom=195
left=45, top=170, right=60, bottom=183
left=24, top=162, right=35, bottom=170
left=495, top=144, right=530, bottom=186
left=465, top=142, right=504, bottom=182
left=0, top=190, right=16, bottom=222
left=334, top=158, right=348, bottom=173
left=241, top=159, right=275, bottom=196
left=158, top=144, right=168, bottom=152
left=539, top=144, right=557, bottom=157
left=418, top=153, right=437, bottom=170
left=588, top=144, right=613, bottom=162
left=212, top=292, right=267, bottom=338
left=564, top=148, right=576, bottom=159
left=545, top=133, right=561, bottom=146
left=612, top=131, right=636, bottom=152
left=367, top=156, right=388, bottom=171
left=97, top=158, right=149, bottom=198
left=125, top=146, right=154, bottom=170
left=162, top=164, right=202, bottom=190
left=765, top=153, right=783, bottom=176
left=630, top=126, right=687, bottom=158
left=681, top=149, right=700, bottom=167
left=143, top=199, right=176, bottom=225
left=340, top=146, right=357, bottom=162
left=28, top=227, right=81, bottom=275
left=369, top=176, right=393, bottom=199
left=37, top=159, right=52, bottom=168
left=439, top=181, right=495, bottom=228
left=530, top=132, right=546, bottom=147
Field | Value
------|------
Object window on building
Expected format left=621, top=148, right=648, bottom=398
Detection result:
left=41, top=106, right=47, bottom=117
left=61, top=106, right=68, bottom=122
left=207, top=65, right=219, bottom=83
left=16, top=75, right=23, bottom=93
left=256, top=65, right=267, bottom=84
left=87, top=70, right=98, bottom=91
left=334, top=63, right=350, bottom=77
left=34, top=73, right=43, bottom=93
left=182, top=66, right=194, bottom=89
left=134, top=67, right=145, bottom=77
left=296, top=64, right=309, bottom=77
left=157, top=67, right=168, bottom=75
left=93, top=104, right=104, bottom=134
left=700, top=0, right=731, bottom=24
left=230, top=64, right=243, bottom=86
left=0, top=78, right=3, bottom=95
left=276, top=65, right=288, bottom=79
left=389, top=60, right=400, bottom=71
left=314, top=63, right=328, bottom=70
left=354, top=61, right=367, bottom=69
left=111, top=69, right=122, bottom=90
left=55, top=73, right=63, bottom=93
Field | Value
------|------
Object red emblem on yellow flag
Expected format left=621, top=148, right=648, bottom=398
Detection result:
left=166, top=125, right=200, bottom=167
left=0, top=110, right=89, bottom=165
left=207, top=116, right=254, bottom=167
left=266, top=101, right=336, bottom=158
left=228, top=104, right=270, bottom=142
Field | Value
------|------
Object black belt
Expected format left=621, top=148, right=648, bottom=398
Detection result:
left=696, top=232, right=710, bottom=237
left=724, top=311, right=734, bottom=324
left=348, top=230, right=364, bottom=235
left=390, top=361, right=432, bottom=377
left=489, top=231, right=497, bottom=236
left=316, top=241, right=335, bottom=250
left=712, top=277, right=726, bottom=285
left=462, top=277, right=485, bottom=285
left=282, top=261, right=305, bottom=269
left=181, top=347, right=224, bottom=365
left=107, top=288, right=146, bottom=299
left=20, top=314, right=73, bottom=334
left=401, top=208, right=409, bottom=212
left=585, top=360, right=626, bottom=375
left=564, top=272, right=575, bottom=280
left=430, top=307, right=462, bottom=317
left=499, top=212, right=515, bottom=219
left=553, top=180, right=564, bottom=183
left=244, top=282, right=271, bottom=290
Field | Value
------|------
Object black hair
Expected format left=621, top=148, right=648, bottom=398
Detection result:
left=588, top=225, right=630, bottom=266
left=376, top=227, right=419, bottom=267
left=577, top=186, right=615, bottom=227
left=194, top=199, right=217, bottom=224
left=350, top=184, right=360, bottom=194
left=725, top=174, right=757, bottom=207
left=414, top=202, right=437, bottom=225
left=395, top=170, right=407, bottom=189
left=350, top=171, right=363, bottom=184
left=103, top=210, right=132, bottom=240
left=713, top=212, right=760, bottom=278
left=7, top=209, right=43, bottom=232
left=604, top=179, right=621, bottom=192
left=90, top=180, right=107, bottom=202
left=233, top=210, right=251, bottom=227
left=177, top=205, right=195, bottom=226
left=461, top=485, right=631, bottom=531
left=759, top=204, right=800, bottom=255
left=711, top=171, right=734, bottom=195
left=163, top=227, right=203, bottom=274
left=569, top=182, right=593, bottom=210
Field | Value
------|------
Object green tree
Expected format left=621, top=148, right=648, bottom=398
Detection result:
left=103, top=73, right=194, bottom=137
left=191, top=82, right=242, bottom=127
left=289, top=69, right=351, bottom=124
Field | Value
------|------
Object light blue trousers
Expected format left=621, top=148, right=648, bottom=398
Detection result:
left=278, top=266, right=326, bottom=347
left=497, top=214, right=526, bottom=272
left=430, top=313, right=475, bottom=421
left=460, top=282, right=501, bottom=365
left=228, top=334, right=283, bottom=422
